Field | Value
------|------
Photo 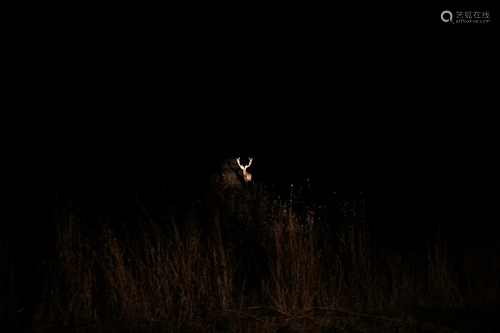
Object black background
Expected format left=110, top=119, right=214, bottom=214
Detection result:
left=7, top=4, right=496, bottom=231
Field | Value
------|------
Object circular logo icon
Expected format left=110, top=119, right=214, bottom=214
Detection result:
left=441, top=10, right=453, bottom=23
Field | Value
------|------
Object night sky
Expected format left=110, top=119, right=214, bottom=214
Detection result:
left=12, top=6, right=496, bottom=235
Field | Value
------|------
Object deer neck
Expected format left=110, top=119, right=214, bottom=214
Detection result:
left=243, top=170, right=251, bottom=182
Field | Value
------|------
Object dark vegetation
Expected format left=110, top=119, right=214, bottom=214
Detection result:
left=2, top=176, right=499, bottom=332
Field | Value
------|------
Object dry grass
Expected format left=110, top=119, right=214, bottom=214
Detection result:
left=2, top=177, right=499, bottom=332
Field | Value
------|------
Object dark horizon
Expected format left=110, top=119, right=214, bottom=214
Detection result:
left=40, top=140, right=495, bottom=228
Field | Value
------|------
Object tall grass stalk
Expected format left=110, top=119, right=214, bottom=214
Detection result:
left=26, top=177, right=500, bottom=331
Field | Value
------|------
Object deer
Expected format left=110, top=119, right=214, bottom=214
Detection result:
left=236, top=157, right=253, bottom=183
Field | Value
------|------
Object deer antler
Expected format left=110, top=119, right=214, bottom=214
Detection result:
left=236, top=157, right=252, bottom=169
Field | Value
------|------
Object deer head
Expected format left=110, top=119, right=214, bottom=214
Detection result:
left=236, top=157, right=253, bottom=183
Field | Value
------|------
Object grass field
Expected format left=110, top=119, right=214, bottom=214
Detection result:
left=2, top=177, right=499, bottom=332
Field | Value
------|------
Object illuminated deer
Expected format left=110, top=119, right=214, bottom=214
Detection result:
left=236, top=157, right=253, bottom=183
